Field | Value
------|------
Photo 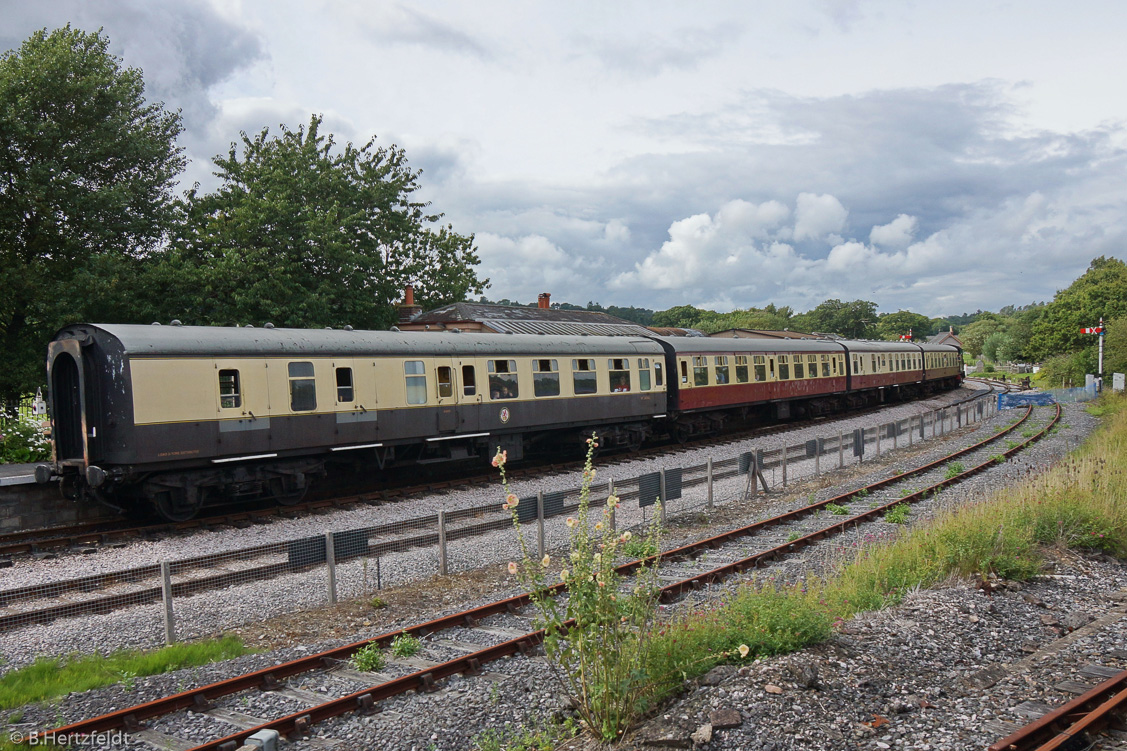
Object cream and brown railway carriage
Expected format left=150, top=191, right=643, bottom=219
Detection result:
left=41, top=324, right=668, bottom=520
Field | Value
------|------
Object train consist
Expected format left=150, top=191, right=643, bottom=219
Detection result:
left=38, top=323, right=962, bottom=520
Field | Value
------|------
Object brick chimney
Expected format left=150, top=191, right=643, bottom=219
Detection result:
left=397, top=284, right=423, bottom=323
left=537, top=292, right=551, bottom=310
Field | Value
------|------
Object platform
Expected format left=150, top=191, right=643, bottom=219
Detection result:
left=0, top=463, right=39, bottom=487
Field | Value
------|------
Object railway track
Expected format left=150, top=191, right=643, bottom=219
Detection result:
left=21, top=400, right=1058, bottom=750
left=1, top=382, right=1009, bottom=559
left=0, top=387, right=1007, bottom=634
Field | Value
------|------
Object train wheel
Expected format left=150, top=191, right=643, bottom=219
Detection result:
left=270, top=475, right=309, bottom=506
left=152, top=487, right=203, bottom=522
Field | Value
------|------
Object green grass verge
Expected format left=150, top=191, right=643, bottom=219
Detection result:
left=638, top=393, right=1127, bottom=707
left=0, top=635, right=251, bottom=712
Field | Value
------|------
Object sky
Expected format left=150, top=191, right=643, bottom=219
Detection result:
left=4, top=1, right=1127, bottom=319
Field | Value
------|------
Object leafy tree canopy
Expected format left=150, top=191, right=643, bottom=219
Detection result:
left=1027, top=257, right=1127, bottom=360
left=792, top=299, right=877, bottom=339
left=876, top=311, right=934, bottom=341
left=0, top=26, right=184, bottom=401
left=152, top=115, right=487, bottom=330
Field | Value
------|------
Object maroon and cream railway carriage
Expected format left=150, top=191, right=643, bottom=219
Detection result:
left=39, top=323, right=962, bottom=520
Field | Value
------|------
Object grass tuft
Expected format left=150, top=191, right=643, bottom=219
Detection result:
left=0, top=636, right=250, bottom=711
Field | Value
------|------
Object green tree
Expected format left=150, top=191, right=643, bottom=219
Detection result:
left=1028, top=257, right=1127, bottom=361
left=959, top=315, right=1003, bottom=358
left=795, top=299, right=878, bottom=339
left=1103, top=317, right=1127, bottom=378
left=0, top=26, right=185, bottom=401
left=160, top=115, right=486, bottom=329
left=876, top=311, right=934, bottom=341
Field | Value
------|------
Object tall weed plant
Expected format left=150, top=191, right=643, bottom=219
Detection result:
left=497, top=436, right=665, bottom=742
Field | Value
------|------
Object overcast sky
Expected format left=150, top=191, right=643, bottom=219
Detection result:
left=5, top=1, right=1126, bottom=318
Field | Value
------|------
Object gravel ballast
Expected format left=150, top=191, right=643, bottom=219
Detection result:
left=6, top=390, right=1122, bottom=751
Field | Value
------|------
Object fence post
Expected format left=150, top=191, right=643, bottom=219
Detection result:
left=814, top=441, right=820, bottom=476
left=706, top=458, right=714, bottom=510
left=933, top=410, right=938, bottom=439
left=781, top=445, right=788, bottom=488
left=838, top=432, right=844, bottom=468
left=325, top=531, right=337, bottom=604
left=875, top=426, right=881, bottom=458
left=160, top=561, right=176, bottom=645
left=659, top=469, right=667, bottom=525
left=893, top=421, right=898, bottom=450
left=909, top=416, right=914, bottom=448
left=537, top=491, right=545, bottom=560
left=438, top=510, right=448, bottom=576
left=609, top=480, right=617, bottom=530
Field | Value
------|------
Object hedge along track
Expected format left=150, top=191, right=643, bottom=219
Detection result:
left=30, top=403, right=1057, bottom=751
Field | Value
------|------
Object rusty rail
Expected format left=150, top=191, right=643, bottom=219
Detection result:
left=989, top=670, right=1127, bottom=751
left=31, top=401, right=1055, bottom=749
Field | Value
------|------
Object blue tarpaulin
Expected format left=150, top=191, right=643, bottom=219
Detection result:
left=998, top=392, right=1057, bottom=409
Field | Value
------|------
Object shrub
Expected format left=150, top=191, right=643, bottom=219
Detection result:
left=0, top=410, right=50, bottom=464
left=826, top=503, right=849, bottom=515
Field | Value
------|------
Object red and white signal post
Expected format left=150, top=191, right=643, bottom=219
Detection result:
left=1081, top=318, right=1105, bottom=391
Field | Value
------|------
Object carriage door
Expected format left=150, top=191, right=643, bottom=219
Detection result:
left=457, top=361, right=482, bottom=432
left=434, top=360, right=458, bottom=433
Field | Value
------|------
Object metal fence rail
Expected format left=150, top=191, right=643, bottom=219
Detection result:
left=3, top=392, right=1000, bottom=642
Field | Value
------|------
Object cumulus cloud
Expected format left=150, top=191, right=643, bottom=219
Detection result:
left=473, top=233, right=589, bottom=302
left=793, top=192, right=848, bottom=242
left=869, top=214, right=918, bottom=247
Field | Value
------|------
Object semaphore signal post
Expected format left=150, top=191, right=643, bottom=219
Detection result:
left=1081, top=317, right=1105, bottom=391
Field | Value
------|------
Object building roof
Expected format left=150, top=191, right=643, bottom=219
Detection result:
left=403, top=302, right=655, bottom=337
left=709, top=328, right=826, bottom=340
left=928, top=330, right=963, bottom=347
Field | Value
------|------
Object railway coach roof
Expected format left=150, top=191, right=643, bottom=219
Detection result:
left=658, top=337, right=847, bottom=355
left=54, top=324, right=666, bottom=358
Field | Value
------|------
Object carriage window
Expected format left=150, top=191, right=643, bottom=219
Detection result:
left=405, top=360, right=427, bottom=405
left=609, top=358, right=631, bottom=392
left=637, top=358, right=652, bottom=391
left=714, top=356, right=729, bottom=384
left=794, top=358, right=804, bottom=379
left=692, top=356, right=709, bottom=386
left=219, top=369, right=241, bottom=409
left=462, top=365, right=476, bottom=396
left=753, top=355, right=766, bottom=382
left=437, top=366, right=454, bottom=398
left=534, top=359, right=561, bottom=397
left=680, top=360, right=689, bottom=384
left=336, top=367, right=354, bottom=402
left=735, top=355, right=749, bottom=383
left=488, top=359, right=519, bottom=399
left=573, top=358, right=597, bottom=395
left=654, top=361, right=663, bottom=387
left=808, top=355, right=819, bottom=377
left=778, top=355, right=790, bottom=380
left=871, top=355, right=878, bottom=372
left=289, top=361, right=317, bottom=411
left=821, top=355, right=831, bottom=377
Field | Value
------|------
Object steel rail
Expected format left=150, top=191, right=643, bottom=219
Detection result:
left=185, top=403, right=1060, bottom=751
left=0, top=391, right=1001, bottom=630
left=33, top=398, right=1046, bottom=748
left=989, top=670, right=1127, bottom=751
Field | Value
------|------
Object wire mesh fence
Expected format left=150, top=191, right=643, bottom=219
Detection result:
left=2, top=392, right=999, bottom=643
